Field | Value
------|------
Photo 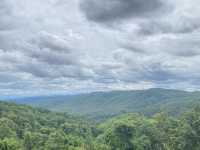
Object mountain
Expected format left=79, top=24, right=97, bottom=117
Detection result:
left=10, top=88, right=200, bottom=120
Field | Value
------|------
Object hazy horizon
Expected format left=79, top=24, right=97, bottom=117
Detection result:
left=1, top=88, right=199, bottom=100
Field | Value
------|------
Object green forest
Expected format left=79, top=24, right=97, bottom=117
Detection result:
left=0, top=101, right=199, bottom=150
left=12, top=89, right=200, bottom=121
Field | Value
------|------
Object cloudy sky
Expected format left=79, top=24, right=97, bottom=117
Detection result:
left=0, top=0, right=200, bottom=96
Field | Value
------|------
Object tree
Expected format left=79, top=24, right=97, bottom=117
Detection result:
left=0, top=138, right=22, bottom=150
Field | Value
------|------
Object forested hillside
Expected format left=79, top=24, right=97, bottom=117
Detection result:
left=12, top=88, right=200, bottom=120
left=0, top=102, right=96, bottom=150
left=0, top=101, right=200, bottom=150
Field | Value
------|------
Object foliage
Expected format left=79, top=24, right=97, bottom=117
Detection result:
left=0, top=101, right=200, bottom=150
left=0, top=102, right=94, bottom=150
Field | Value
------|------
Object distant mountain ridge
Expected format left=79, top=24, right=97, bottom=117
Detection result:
left=8, top=88, right=200, bottom=120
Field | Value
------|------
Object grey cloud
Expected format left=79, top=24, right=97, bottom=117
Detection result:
left=27, top=32, right=81, bottom=66
left=35, top=32, right=72, bottom=52
left=91, top=62, right=122, bottom=83
left=0, top=73, right=20, bottom=83
left=0, top=0, right=15, bottom=31
left=120, top=31, right=200, bottom=57
left=138, top=16, right=200, bottom=36
left=141, top=62, right=178, bottom=82
left=111, top=49, right=195, bottom=84
left=17, top=61, right=96, bottom=80
left=0, top=39, right=91, bottom=80
left=119, top=42, right=147, bottom=54
left=0, top=0, right=12, bottom=15
left=29, top=48, right=78, bottom=66
left=80, top=0, right=166, bottom=23
left=0, top=81, right=32, bottom=90
left=159, top=35, right=200, bottom=57
left=1, top=0, right=200, bottom=96
left=16, top=61, right=53, bottom=78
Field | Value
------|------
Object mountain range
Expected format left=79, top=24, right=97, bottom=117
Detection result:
left=8, top=88, right=200, bottom=120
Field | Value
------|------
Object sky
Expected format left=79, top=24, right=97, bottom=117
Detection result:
left=0, top=0, right=200, bottom=96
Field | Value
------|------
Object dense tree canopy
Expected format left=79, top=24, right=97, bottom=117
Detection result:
left=0, top=101, right=199, bottom=150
